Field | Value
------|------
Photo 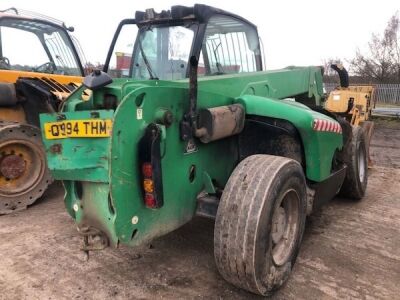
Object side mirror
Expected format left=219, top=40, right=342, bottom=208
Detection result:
left=83, top=70, right=113, bottom=90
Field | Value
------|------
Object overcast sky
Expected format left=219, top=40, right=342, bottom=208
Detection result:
left=1, top=0, right=399, bottom=69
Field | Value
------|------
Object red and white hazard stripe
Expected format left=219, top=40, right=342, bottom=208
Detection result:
left=312, top=119, right=342, bottom=134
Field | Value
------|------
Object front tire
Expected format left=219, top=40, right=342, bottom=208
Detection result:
left=214, top=155, right=307, bottom=296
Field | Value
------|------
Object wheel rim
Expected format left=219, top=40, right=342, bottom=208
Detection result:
left=271, top=189, right=300, bottom=266
left=358, top=144, right=366, bottom=183
left=0, top=140, right=45, bottom=196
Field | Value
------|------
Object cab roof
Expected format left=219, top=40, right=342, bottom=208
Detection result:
left=0, top=7, right=72, bottom=31
left=134, top=4, right=257, bottom=30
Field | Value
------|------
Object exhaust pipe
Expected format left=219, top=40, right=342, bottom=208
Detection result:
left=331, top=64, right=349, bottom=88
left=181, top=55, right=245, bottom=144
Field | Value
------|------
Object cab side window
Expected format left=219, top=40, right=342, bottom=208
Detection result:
left=201, top=15, right=260, bottom=76
left=0, top=25, right=48, bottom=71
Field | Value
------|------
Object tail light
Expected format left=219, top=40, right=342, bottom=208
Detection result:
left=144, top=193, right=157, bottom=208
left=143, top=178, right=154, bottom=193
left=142, top=163, right=153, bottom=178
left=138, top=124, right=164, bottom=209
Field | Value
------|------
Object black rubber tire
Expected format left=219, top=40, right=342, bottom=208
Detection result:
left=214, top=154, right=307, bottom=296
left=339, top=126, right=368, bottom=200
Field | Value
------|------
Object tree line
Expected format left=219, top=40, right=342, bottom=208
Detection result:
left=325, top=12, right=400, bottom=84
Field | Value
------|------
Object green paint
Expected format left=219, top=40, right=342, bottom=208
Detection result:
left=203, top=172, right=216, bottom=194
left=40, top=67, right=342, bottom=248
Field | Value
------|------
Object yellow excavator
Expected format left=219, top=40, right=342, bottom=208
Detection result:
left=325, top=64, right=375, bottom=165
left=0, top=8, right=85, bottom=213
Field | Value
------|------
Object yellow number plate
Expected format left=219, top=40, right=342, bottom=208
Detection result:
left=44, top=119, right=112, bottom=140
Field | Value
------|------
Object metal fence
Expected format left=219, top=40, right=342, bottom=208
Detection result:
left=324, top=83, right=400, bottom=105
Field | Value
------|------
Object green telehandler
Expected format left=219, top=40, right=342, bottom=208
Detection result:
left=39, top=4, right=368, bottom=296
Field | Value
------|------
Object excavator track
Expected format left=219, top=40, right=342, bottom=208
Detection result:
left=0, top=121, right=52, bottom=214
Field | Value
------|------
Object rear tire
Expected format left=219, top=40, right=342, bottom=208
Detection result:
left=214, top=155, right=307, bottom=296
left=0, top=122, right=52, bottom=214
left=339, top=126, right=368, bottom=199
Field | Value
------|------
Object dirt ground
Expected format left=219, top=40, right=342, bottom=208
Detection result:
left=0, top=118, right=399, bottom=300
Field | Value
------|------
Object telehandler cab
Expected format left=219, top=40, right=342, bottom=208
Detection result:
left=40, top=5, right=368, bottom=296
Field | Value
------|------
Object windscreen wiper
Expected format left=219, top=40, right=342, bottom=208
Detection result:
left=138, top=36, right=158, bottom=80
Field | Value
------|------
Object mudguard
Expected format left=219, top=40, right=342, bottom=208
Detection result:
left=236, top=95, right=343, bottom=181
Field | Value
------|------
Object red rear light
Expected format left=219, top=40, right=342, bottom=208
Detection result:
left=142, top=163, right=153, bottom=178
left=145, top=193, right=157, bottom=208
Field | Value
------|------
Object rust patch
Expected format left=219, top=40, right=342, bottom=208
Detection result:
left=49, top=144, right=62, bottom=154
left=0, top=155, right=26, bottom=179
